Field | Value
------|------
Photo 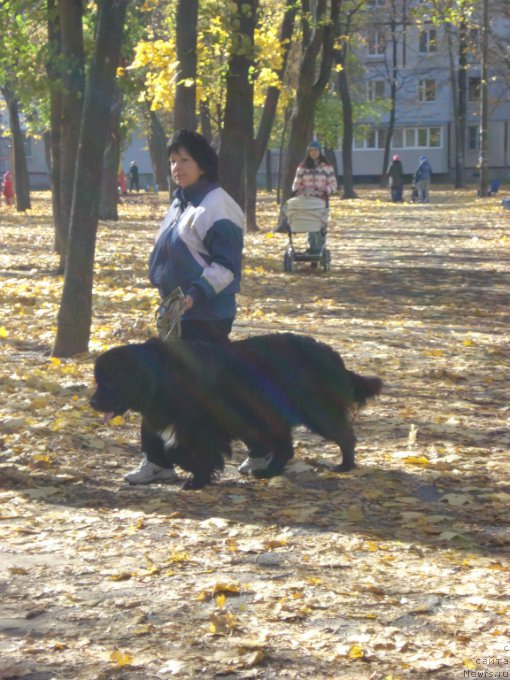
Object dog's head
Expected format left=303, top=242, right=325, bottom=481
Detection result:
left=89, top=342, right=160, bottom=422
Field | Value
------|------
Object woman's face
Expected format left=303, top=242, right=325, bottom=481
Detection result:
left=169, top=148, right=204, bottom=188
left=308, top=147, right=320, bottom=161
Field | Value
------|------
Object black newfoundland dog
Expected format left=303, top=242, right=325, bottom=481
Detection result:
left=90, top=333, right=382, bottom=489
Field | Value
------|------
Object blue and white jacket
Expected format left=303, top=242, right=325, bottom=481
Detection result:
left=149, top=179, right=245, bottom=321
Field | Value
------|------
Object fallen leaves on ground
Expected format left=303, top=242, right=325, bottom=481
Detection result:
left=0, top=188, right=509, bottom=679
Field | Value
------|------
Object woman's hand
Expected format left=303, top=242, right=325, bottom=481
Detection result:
left=183, top=294, right=194, bottom=311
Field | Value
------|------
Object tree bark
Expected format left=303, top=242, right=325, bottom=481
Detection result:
left=244, top=0, right=297, bottom=231
left=53, top=0, right=129, bottom=357
left=199, top=101, right=213, bottom=143
left=99, top=90, right=123, bottom=221
left=479, top=0, right=489, bottom=196
left=147, top=106, right=169, bottom=192
left=456, top=21, right=467, bottom=188
left=2, top=88, right=31, bottom=211
left=218, top=0, right=259, bottom=210
left=337, top=50, right=355, bottom=199
left=381, top=3, right=398, bottom=186
left=46, top=0, right=64, bottom=267
left=174, top=0, right=198, bottom=131
left=281, top=0, right=342, bottom=203
left=59, top=0, right=85, bottom=262
left=253, top=0, right=298, bottom=170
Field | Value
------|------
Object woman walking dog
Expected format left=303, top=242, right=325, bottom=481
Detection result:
left=124, top=129, right=245, bottom=485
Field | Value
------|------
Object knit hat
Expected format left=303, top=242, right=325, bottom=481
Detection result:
left=419, top=155, right=426, bottom=162
left=393, top=154, right=400, bottom=161
left=308, top=140, right=322, bottom=152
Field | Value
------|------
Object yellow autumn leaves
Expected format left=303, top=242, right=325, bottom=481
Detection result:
left=129, top=1, right=289, bottom=113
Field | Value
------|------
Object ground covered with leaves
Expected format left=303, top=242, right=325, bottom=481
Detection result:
left=0, top=187, right=509, bottom=679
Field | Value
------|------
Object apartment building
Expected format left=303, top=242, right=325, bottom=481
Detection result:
left=349, top=0, right=510, bottom=180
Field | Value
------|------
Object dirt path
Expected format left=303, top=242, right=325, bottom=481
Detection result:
left=0, top=189, right=509, bottom=679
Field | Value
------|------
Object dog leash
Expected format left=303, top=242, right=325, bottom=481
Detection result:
left=155, top=287, right=185, bottom=342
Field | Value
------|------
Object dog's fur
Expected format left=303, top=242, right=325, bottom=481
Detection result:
left=90, top=333, right=382, bottom=489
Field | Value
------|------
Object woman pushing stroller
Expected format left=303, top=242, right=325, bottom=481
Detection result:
left=292, top=140, right=337, bottom=255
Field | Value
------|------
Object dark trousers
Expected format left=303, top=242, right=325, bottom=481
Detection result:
left=391, top=186, right=403, bottom=202
left=142, top=317, right=233, bottom=467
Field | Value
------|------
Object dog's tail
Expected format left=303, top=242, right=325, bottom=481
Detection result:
left=350, top=372, right=383, bottom=406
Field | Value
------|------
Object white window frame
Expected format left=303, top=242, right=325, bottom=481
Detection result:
left=368, top=80, right=386, bottom=100
left=354, top=126, right=442, bottom=150
left=419, top=28, right=437, bottom=54
left=354, top=128, right=387, bottom=149
left=368, top=28, right=386, bottom=56
left=418, top=79, right=436, bottom=102
left=468, top=125, right=479, bottom=151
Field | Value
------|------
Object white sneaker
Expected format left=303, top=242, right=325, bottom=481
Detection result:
left=238, top=454, right=273, bottom=475
left=124, top=457, right=179, bottom=484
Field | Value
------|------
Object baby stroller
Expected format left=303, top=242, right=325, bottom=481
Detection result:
left=280, top=195, right=331, bottom=272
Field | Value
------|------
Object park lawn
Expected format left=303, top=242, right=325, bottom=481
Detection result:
left=0, top=187, right=509, bottom=679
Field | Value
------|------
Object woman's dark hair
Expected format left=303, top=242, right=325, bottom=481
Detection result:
left=303, top=152, right=328, bottom=168
left=167, top=129, right=218, bottom=182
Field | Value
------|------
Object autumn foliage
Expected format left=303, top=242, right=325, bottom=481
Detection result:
left=0, top=188, right=509, bottom=678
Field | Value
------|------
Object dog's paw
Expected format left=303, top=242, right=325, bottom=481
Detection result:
left=252, top=465, right=285, bottom=479
left=332, top=462, right=356, bottom=473
left=181, top=476, right=208, bottom=490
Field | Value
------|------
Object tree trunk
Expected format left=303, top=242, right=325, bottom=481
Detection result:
left=337, top=51, right=355, bottom=199
left=59, top=0, right=85, bottom=259
left=381, top=5, right=398, bottom=185
left=53, top=0, right=129, bottom=357
left=244, top=140, right=259, bottom=231
left=253, top=0, right=298, bottom=169
left=174, top=0, right=198, bottom=131
left=2, top=89, right=31, bottom=211
left=281, top=0, right=341, bottom=203
left=99, top=90, right=123, bottom=221
left=147, top=106, right=169, bottom=192
left=479, top=0, right=489, bottom=196
left=456, top=21, right=467, bottom=188
left=244, top=0, right=297, bottom=231
left=218, top=0, right=259, bottom=209
left=199, top=101, right=213, bottom=143
left=46, top=0, right=64, bottom=268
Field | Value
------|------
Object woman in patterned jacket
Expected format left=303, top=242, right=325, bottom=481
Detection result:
left=291, top=140, right=337, bottom=254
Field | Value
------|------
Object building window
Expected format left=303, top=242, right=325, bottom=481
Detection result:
left=429, top=127, right=441, bottom=147
left=366, top=130, right=377, bottom=148
left=419, top=79, right=436, bottom=102
left=368, top=80, right=385, bottom=100
left=468, top=126, right=479, bottom=150
left=368, top=28, right=385, bottom=55
left=405, top=128, right=416, bottom=147
left=418, top=127, right=429, bottom=146
left=468, top=76, right=481, bottom=102
left=419, top=29, right=437, bottom=53
left=355, top=126, right=441, bottom=150
left=356, top=128, right=387, bottom=149
left=392, top=129, right=404, bottom=148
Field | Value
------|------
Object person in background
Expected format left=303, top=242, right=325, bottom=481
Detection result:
left=387, top=154, right=404, bottom=202
left=124, top=129, right=245, bottom=485
left=128, top=160, right=139, bottom=192
left=415, top=155, right=432, bottom=203
left=2, top=171, right=14, bottom=206
left=291, top=140, right=337, bottom=255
